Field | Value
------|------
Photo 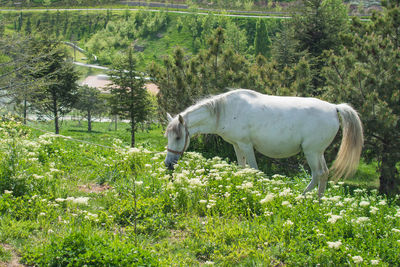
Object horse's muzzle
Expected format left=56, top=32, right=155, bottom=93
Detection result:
left=165, top=160, right=175, bottom=170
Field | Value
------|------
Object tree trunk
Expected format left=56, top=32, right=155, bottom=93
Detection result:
left=53, top=97, right=59, bottom=134
left=23, top=98, right=27, bottom=125
left=379, top=149, right=400, bottom=195
left=131, top=120, right=135, bottom=148
left=87, top=109, right=92, bottom=132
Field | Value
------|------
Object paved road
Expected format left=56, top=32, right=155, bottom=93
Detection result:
left=73, top=61, right=109, bottom=70
left=0, top=7, right=292, bottom=19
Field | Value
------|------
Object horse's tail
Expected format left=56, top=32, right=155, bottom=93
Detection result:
left=330, top=104, right=364, bottom=181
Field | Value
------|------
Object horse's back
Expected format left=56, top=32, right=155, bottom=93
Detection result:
left=220, top=90, right=340, bottom=157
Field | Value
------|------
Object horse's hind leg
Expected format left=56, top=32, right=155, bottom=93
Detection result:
left=304, top=152, right=329, bottom=198
left=317, top=155, right=329, bottom=198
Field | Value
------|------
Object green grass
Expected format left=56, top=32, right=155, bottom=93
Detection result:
left=1, top=118, right=397, bottom=266
left=139, top=21, right=195, bottom=70
left=0, top=246, right=12, bottom=263
left=27, top=119, right=166, bottom=151
left=64, top=44, right=88, bottom=63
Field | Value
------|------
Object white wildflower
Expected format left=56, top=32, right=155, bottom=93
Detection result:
left=370, top=260, right=380, bottom=265
left=392, top=228, right=400, bottom=233
left=260, top=193, right=275, bottom=204
left=279, top=188, right=292, bottom=197
left=189, top=178, right=204, bottom=187
left=336, top=201, right=344, bottom=207
left=281, top=201, right=292, bottom=207
left=284, top=219, right=294, bottom=227
left=224, top=192, right=231, bottom=198
left=359, top=200, right=370, bottom=207
left=327, top=241, right=342, bottom=249
left=378, top=200, right=386, bottom=206
left=353, top=217, right=370, bottom=224
left=195, top=169, right=205, bottom=175
left=67, top=196, right=90, bottom=205
left=344, top=197, right=354, bottom=203
left=135, top=181, right=144, bottom=186
left=32, top=174, right=44, bottom=179
left=395, top=209, right=400, bottom=218
left=241, top=181, right=253, bottom=190
left=264, top=210, right=273, bottom=216
left=352, top=256, right=363, bottom=264
left=4, top=190, right=12, bottom=194
left=370, top=206, right=379, bottom=214
left=327, top=214, right=342, bottom=224
left=199, top=200, right=207, bottom=204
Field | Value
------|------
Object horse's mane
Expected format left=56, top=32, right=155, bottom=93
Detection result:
left=187, top=93, right=226, bottom=117
left=166, top=89, right=256, bottom=136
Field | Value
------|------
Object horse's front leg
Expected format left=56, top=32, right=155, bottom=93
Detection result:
left=237, top=142, right=258, bottom=169
left=233, top=143, right=246, bottom=167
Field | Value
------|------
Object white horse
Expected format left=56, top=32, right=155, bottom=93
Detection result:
left=164, top=89, right=363, bottom=197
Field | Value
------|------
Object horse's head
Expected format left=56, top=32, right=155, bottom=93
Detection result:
left=164, top=113, right=190, bottom=170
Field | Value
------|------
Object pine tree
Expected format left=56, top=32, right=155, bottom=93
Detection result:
left=17, top=12, right=22, bottom=32
left=109, top=48, right=152, bottom=147
left=254, top=19, right=271, bottom=58
left=323, top=0, right=400, bottom=195
left=28, top=37, right=79, bottom=134
left=25, top=17, right=32, bottom=35
left=75, top=85, right=103, bottom=132
left=283, top=0, right=349, bottom=93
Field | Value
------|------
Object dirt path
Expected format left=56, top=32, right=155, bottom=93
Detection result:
left=0, top=244, right=24, bottom=267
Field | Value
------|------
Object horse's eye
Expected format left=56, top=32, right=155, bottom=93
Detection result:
left=176, top=137, right=181, bottom=141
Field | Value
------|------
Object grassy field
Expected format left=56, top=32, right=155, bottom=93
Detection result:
left=0, top=117, right=398, bottom=266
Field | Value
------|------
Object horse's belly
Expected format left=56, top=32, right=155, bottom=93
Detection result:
left=254, top=142, right=301, bottom=158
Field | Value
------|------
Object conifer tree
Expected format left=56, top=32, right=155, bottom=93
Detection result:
left=28, top=37, right=79, bottom=134
left=109, top=48, right=152, bottom=147
left=75, top=85, right=103, bottom=132
left=323, top=0, right=400, bottom=195
left=254, top=18, right=271, bottom=57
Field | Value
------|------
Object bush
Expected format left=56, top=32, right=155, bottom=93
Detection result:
left=23, top=228, right=158, bottom=266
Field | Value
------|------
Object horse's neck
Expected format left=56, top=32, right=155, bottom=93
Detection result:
left=183, top=106, right=217, bottom=136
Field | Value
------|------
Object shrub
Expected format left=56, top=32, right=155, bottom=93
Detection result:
left=22, top=228, right=158, bottom=266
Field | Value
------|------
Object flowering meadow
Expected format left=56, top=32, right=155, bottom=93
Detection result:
left=0, top=118, right=400, bottom=266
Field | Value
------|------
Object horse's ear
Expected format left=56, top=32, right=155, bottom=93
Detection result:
left=167, top=113, right=173, bottom=122
left=178, top=115, right=185, bottom=125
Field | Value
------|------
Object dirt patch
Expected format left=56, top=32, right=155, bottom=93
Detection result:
left=0, top=244, right=24, bottom=267
left=168, top=229, right=189, bottom=244
left=78, top=183, right=112, bottom=193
